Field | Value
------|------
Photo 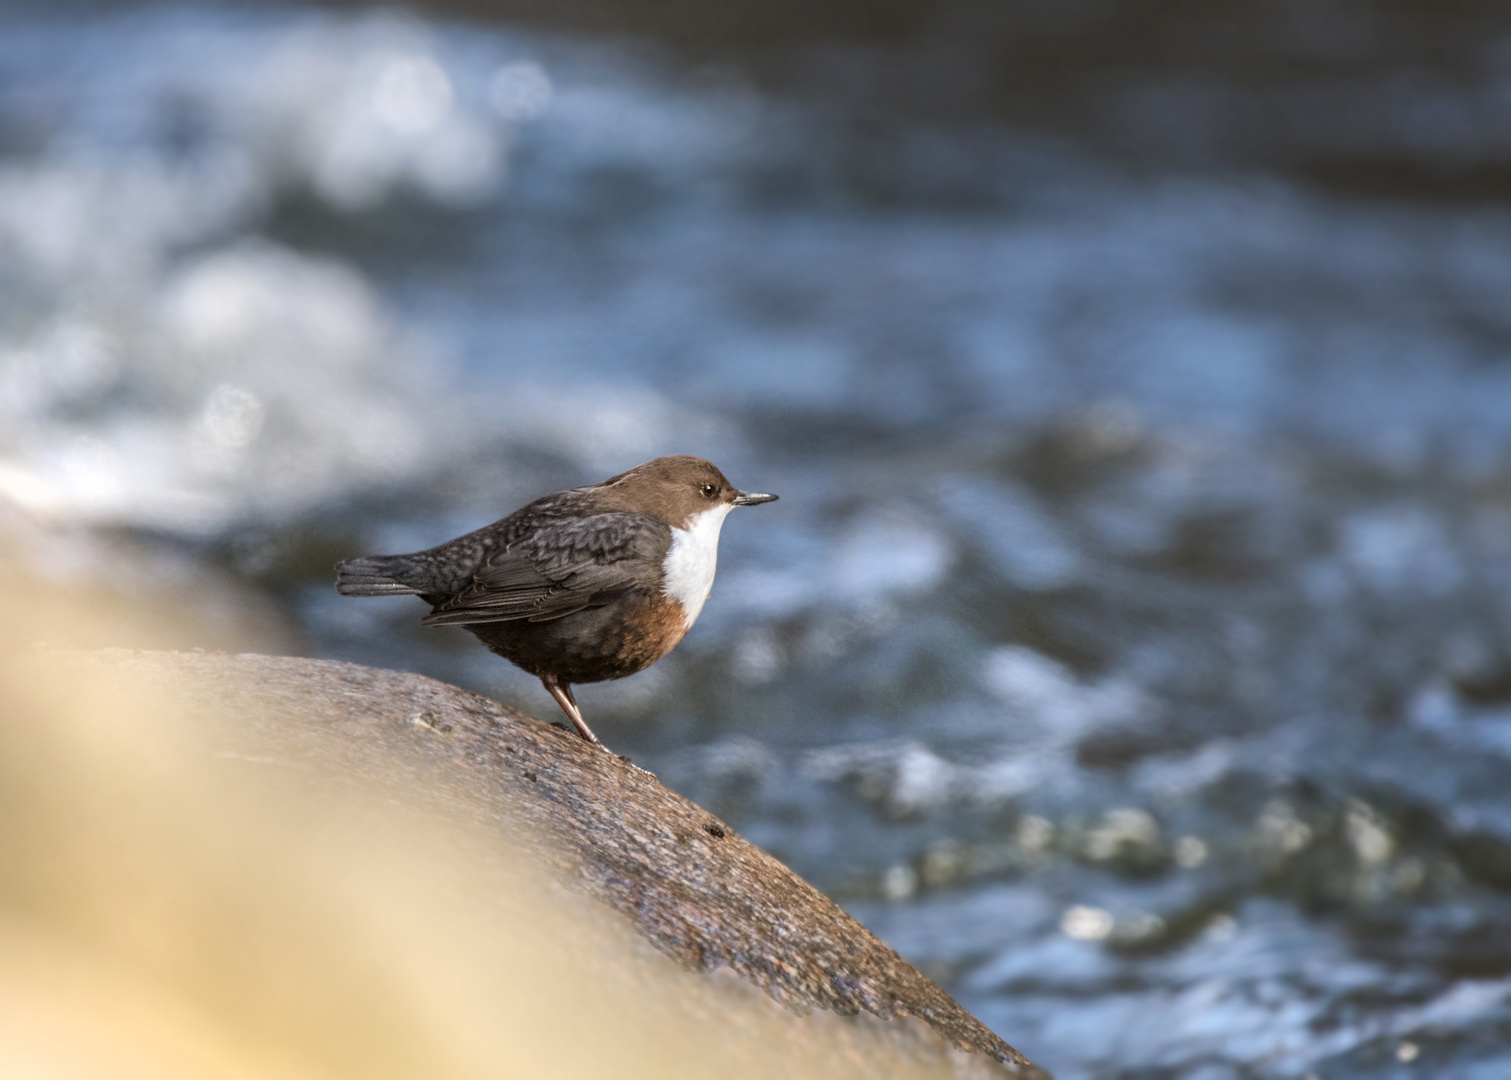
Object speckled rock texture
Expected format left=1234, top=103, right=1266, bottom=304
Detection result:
left=58, top=650, right=1045, bottom=1078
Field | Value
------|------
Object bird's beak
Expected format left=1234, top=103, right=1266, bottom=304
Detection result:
left=733, top=491, right=778, bottom=506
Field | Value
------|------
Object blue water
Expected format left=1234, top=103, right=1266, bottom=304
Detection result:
left=4, top=5, right=1511, bottom=1076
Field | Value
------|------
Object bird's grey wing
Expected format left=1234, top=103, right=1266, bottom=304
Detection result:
left=420, top=513, right=669, bottom=627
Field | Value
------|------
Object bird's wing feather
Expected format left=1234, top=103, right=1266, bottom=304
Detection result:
left=420, top=513, right=668, bottom=627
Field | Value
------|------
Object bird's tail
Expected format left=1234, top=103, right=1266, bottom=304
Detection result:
left=334, top=555, right=427, bottom=596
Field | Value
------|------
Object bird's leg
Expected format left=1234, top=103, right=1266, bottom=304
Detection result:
left=539, top=674, right=655, bottom=776
left=541, top=674, right=603, bottom=746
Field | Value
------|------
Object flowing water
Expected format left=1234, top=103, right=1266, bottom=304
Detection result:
left=5, top=4, right=1511, bottom=1077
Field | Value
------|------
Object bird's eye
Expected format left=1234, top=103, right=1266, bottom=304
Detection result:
left=699, top=483, right=717, bottom=498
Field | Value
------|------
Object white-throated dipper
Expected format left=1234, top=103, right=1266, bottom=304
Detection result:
left=335, top=456, right=777, bottom=754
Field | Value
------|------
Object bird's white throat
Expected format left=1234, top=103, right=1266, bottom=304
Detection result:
left=662, top=502, right=734, bottom=629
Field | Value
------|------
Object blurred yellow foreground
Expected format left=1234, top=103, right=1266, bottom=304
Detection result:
left=0, top=542, right=971, bottom=1080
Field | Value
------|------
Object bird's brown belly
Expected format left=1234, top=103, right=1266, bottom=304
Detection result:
left=462, top=592, right=689, bottom=684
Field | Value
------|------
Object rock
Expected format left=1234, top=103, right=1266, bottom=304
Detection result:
left=14, top=649, right=1045, bottom=1078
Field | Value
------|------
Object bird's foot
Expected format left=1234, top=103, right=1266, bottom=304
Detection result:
left=615, top=752, right=656, bottom=777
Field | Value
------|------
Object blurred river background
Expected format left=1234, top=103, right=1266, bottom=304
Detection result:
left=5, top=1, right=1511, bottom=1076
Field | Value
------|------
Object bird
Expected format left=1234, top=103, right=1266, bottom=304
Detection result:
left=335, top=455, right=778, bottom=755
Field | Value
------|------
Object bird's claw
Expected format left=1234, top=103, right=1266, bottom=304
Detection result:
left=618, top=753, right=656, bottom=777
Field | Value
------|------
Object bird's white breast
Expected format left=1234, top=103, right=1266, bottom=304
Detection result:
left=661, top=503, right=734, bottom=629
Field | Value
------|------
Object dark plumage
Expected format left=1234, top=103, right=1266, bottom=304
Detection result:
left=336, top=456, right=777, bottom=754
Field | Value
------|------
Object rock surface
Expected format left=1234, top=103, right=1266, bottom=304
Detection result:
left=58, top=649, right=1044, bottom=1077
